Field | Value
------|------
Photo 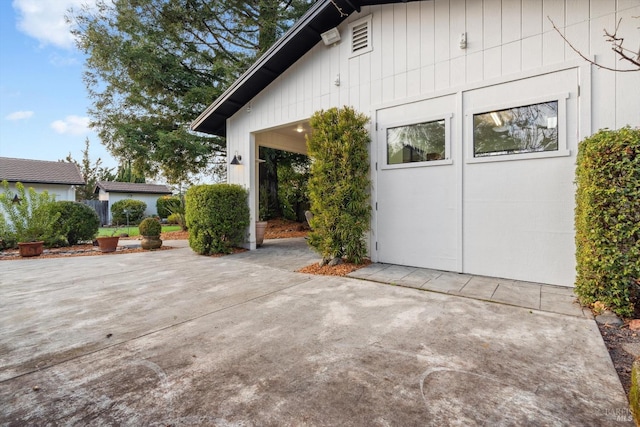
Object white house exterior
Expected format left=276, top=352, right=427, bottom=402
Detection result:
left=192, top=0, right=640, bottom=287
left=0, top=157, right=84, bottom=201
left=95, top=182, right=172, bottom=224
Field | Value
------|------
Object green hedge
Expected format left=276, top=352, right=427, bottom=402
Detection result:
left=49, top=201, right=100, bottom=245
left=575, top=127, right=640, bottom=317
left=306, top=107, right=371, bottom=264
left=185, top=184, right=250, bottom=254
left=156, top=195, right=181, bottom=218
left=111, top=199, right=146, bottom=225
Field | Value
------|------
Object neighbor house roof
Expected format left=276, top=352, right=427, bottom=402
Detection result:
left=94, top=181, right=172, bottom=195
left=191, top=0, right=417, bottom=137
left=0, top=157, right=84, bottom=185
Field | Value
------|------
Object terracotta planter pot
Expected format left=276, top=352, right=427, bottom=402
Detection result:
left=18, top=241, right=44, bottom=257
left=96, top=236, right=119, bottom=253
left=256, top=221, right=268, bottom=247
left=141, top=236, right=162, bottom=250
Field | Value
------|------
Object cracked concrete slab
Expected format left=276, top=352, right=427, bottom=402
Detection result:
left=0, top=241, right=631, bottom=425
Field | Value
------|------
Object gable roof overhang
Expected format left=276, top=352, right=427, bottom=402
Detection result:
left=191, top=0, right=417, bottom=137
left=0, top=157, right=85, bottom=186
left=94, top=181, right=173, bottom=195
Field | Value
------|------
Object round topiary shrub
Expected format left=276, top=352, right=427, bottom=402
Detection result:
left=48, top=201, right=100, bottom=245
left=139, top=217, right=162, bottom=237
left=185, top=184, right=250, bottom=255
left=111, top=199, right=146, bottom=225
left=575, top=126, right=640, bottom=317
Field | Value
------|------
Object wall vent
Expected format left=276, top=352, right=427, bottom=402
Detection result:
left=349, top=15, right=372, bottom=56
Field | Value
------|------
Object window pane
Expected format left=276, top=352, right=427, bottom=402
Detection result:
left=473, top=101, right=558, bottom=157
left=387, top=120, right=446, bottom=165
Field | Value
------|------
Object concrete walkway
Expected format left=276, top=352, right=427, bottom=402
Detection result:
left=348, top=263, right=591, bottom=318
left=0, top=238, right=632, bottom=425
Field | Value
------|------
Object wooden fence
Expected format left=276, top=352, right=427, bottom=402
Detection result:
left=83, top=200, right=109, bottom=226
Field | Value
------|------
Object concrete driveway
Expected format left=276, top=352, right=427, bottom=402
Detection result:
left=0, top=239, right=632, bottom=426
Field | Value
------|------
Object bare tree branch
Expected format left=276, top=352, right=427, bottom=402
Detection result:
left=604, top=18, right=640, bottom=67
left=548, top=16, right=640, bottom=72
left=330, top=0, right=348, bottom=18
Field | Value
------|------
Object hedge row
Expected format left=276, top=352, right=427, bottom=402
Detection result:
left=575, top=127, right=639, bottom=317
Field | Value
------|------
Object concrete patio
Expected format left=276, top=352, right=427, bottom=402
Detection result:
left=348, top=263, right=591, bottom=318
left=0, top=238, right=632, bottom=425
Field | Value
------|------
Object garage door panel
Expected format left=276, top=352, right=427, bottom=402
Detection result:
left=375, top=69, right=578, bottom=286
left=377, top=166, right=458, bottom=271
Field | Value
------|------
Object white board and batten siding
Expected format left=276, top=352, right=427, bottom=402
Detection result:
left=226, top=0, right=640, bottom=286
left=5, top=182, right=76, bottom=202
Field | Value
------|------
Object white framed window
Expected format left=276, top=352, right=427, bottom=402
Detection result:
left=349, top=15, right=372, bottom=57
left=466, top=93, right=570, bottom=163
left=382, top=114, right=452, bottom=169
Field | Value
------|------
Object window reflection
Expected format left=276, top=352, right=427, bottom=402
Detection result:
left=387, top=119, right=446, bottom=165
left=473, top=101, right=558, bottom=157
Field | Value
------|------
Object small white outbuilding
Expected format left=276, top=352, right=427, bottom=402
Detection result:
left=94, top=181, right=172, bottom=225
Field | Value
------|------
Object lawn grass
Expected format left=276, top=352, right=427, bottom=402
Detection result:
left=97, top=225, right=181, bottom=237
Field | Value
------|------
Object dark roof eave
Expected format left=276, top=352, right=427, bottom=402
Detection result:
left=101, top=189, right=172, bottom=194
left=191, top=0, right=362, bottom=137
left=5, top=179, right=85, bottom=185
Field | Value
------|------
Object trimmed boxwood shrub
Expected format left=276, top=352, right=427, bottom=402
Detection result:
left=575, top=126, right=640, bottom=317
left=111, top=199, right=146, bottom=225
left=167, top=213, right=180, bottom=224
left=139, top=217, right=162, bottom=236
left=306, top=106, right=371, bottom=264
left=156, top=195, right=181, bottom=219
left=185, top=184, right=250, bottom=255
left=49, top=201, right=100, bottom=245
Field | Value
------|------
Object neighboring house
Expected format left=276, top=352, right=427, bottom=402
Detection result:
left=0, top=157, right=84, bottom=201
left=192, top=0, right=640, bottom=287
left=94, top=182, right=172, bottom=224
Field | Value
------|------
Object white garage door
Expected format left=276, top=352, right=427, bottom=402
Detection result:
left=375, top=69, right=579, bottom=286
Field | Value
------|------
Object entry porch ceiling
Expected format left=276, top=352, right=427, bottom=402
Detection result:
left=191, top=0, right=421, bottom=137
left=256, top=122, right=310, bottom=156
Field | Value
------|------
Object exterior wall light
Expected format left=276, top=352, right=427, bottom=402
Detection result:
left=12, top=194, right=21, bottom=204
left=321, top=27, right=341, bottom=46
left=230, top=152, right=242, bottom=165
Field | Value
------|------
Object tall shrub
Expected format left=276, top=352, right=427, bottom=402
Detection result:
left=185, top=184, right=250, bottom=254
left=306, top=106, right=371, bottom=264
left=575, top=127, right=640, bottom=317
left=0, top=181, right=60, bottom=245
left=49, top=201, right=100, bottom=245
left=110, top=199, right=146, bottom=225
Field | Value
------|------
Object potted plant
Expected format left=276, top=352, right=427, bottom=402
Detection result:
left=256, top=220, right=268, bottom=247
left=0, top=181, right=59, bottom=257
left=139, top=217, right=162, bottom=250
left=96, top=227, right=120, bottom=253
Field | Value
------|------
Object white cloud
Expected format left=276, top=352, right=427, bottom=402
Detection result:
left=5, top=110, right=34, bottom=120
left=13, top=0, right=98, bottom=50
left=51, top=115, right=90, bottom=135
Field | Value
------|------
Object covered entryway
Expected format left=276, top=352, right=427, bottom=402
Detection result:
left=251, top=121, right=310, bottom=243
left=374, top=68, right=580, bottom=286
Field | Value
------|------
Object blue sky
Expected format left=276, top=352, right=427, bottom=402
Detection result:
left=0, top=0, right=119, bottom=169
